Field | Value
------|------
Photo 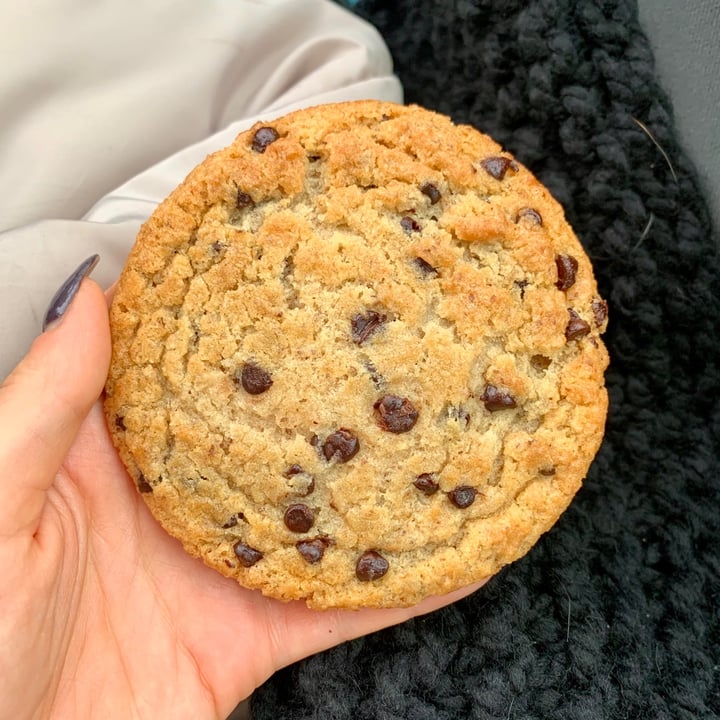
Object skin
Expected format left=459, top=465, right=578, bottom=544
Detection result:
left=0, top=278, right=485, bottom=720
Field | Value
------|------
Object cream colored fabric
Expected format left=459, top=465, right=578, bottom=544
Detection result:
left=0, top=0, right=402, bottom=379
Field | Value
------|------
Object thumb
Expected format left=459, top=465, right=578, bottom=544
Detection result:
left=0, top=255, right=111, bottom=536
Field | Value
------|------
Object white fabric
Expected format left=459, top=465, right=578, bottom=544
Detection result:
left=0, top=0, right=402, bottom=379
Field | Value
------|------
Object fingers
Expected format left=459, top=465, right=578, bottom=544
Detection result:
left=0, top=256, right=111, bottom=535
left=104, top=279, right=118, bottom=306
left=263, top=578, right=489, bottom=674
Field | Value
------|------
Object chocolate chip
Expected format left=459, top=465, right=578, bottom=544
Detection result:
left=539, top=467, right=557, bottom=476
left=565, top=309, right=591, bottom=340
left=284, top=503, right=315, bottom=533
left=448, top=485, right=477, bottom=508
left=283, top=465, right=315, bottom=496
left=283, top=464, right=317, bottom=495
left=413, top=473, right=440, bottom=495
left=414, top=257, right=439, bottom=277
left=516, top=207, right=543, bottom=225
left=530, top=354, right=552, bottom=371
left=211, top=241, right=226, bottom=254
left=323, top=428, right=360, bottom=462
left=307, top=154, right=321, bottom=162
left=592, top=298, right=609, bottom=327
left=351, top=310, right=386, bottom=345
left=136, top=473, right=153, bottom=493
left=233, top=541, right=263, bottom=567
left=236, top=190, right=254, bottom=208
left=356, top=550, right=389, bottom=581
left=296, top=538, right=329, bottom=564
left=373, top=395, right=419, bottom=433
left=479, top=156, right=519, bottom=180
left=115, top=415, right=126, bottom=431
left=251, top=126, right=279, bottom=153
left=555, top=255, right=579, bottom=291
left=480, top=384, right=517, bottom=411
left=420, top=182, right=442, bottom=204
left=240, top=362, right=273, bottom=395
left=222, top=512, right=247, bottom=529
left=400, top=216, right=421, bottom=234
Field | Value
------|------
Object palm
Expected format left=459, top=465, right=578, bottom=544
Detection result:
left=10, top=401, right=260, bottom=719
left=8, top=401, right=481, bottom=720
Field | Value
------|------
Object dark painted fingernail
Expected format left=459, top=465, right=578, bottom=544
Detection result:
left=42, top=255, right=100, bottom=331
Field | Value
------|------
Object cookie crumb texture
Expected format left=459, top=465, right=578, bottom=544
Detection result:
left=104, top=101, right=609, bottom=609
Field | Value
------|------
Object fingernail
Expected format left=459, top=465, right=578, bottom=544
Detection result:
left=42, top=255, right=100, bottom=331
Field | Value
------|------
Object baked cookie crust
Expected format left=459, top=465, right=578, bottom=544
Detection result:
left=104, top=100, right=609, bottom=609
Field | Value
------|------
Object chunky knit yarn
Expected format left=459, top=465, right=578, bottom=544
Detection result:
left=252, top=1, right=720, bottom=717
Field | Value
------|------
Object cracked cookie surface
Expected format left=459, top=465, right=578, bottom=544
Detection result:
left=104, top=100, right=609, bottom=609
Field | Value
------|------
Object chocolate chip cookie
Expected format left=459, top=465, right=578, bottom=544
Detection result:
left=104, top=100, right=609, bottom=609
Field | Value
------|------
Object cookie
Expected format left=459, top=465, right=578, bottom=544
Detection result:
left=104, top=100, right=609, bottom=609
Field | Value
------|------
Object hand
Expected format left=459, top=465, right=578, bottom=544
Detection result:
left=0, top=257, right=485, bottom=720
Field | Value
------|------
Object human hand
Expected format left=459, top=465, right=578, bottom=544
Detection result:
left=0, top=256, right=485, bottom=720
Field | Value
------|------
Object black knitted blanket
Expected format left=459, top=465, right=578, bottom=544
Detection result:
left=252, top=1, right=720, bottom=717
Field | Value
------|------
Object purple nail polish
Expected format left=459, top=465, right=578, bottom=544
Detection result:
left=42, top=254, right=100, bottom=331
